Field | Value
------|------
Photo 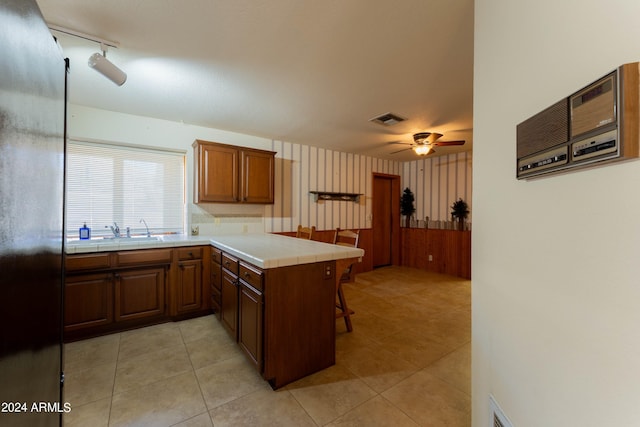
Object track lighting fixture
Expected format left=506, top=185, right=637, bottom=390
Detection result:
left=88, top=44, right=127, bottom=86
left=48, top=25, right=127, bottom=86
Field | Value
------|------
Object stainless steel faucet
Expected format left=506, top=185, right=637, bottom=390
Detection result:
left=106, top=222, right=120, bottom=237
left=140, top=218, right=151, bottom=237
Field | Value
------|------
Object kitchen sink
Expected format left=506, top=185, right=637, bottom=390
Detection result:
left=68, top=236, right=161, bottom=245
left=103, top=236, right=160, bottom=241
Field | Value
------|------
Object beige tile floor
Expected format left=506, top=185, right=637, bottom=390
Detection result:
left=63, top=266, right=471, bottom=426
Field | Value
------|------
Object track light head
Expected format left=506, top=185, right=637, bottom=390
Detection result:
left=88, top=51, right=127, bottom=86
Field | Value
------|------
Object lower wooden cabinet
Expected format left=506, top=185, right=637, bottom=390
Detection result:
left=175, top=259, right=203, bottom=314
left=64, top=246, right=210, bottom=341
left=64, top=272, right=113, bottom=332
left=115, top=267, right=166, bottom=322
left=221, top=269, right=239, bottom=339
left=238, top=281, right=263, bottom=371
left=210, top=244, right=337, bottom=389
left=210, top=248, right=222, bottom=316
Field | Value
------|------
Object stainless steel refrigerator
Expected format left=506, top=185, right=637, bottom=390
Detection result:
left=0, top=0, right=66, bottom=426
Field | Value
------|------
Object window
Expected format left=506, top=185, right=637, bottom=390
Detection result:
left=66, top=140, right=185, bottom=238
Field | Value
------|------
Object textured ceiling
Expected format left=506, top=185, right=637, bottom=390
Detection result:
left=36, top=0, right=474, bottom=161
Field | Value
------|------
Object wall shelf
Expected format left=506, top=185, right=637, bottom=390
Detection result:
left=309, top=191, right=362, bottom=203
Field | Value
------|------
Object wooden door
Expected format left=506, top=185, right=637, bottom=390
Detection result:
left=372, top=174, right=400, bottom=267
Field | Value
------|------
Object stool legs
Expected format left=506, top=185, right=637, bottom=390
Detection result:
left=336, top=283, right=354, bottom=332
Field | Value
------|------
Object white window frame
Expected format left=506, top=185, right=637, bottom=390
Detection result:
left=65, top=138, right=186, bottom=239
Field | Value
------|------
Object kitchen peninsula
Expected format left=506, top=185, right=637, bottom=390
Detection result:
left=65, top=233, right=363, bottom=388
left=210, top=233, right=363, bottom=388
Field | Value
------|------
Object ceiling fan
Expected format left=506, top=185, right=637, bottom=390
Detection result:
left=390, top=132, right=466, bottom=156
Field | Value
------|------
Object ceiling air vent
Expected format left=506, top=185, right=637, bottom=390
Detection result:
left=490, top=395, right=514, bottom=427
left=369, top=112, right=406, bottom=126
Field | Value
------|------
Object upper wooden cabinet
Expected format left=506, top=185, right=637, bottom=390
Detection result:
left=193, top=140, right=276, bottom=204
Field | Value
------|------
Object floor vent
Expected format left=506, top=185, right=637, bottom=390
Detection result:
left=369, top=112, right=406, bottom=126
left=490, top=395, right=514, bottom=427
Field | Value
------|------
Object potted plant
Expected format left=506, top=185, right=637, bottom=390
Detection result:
left=450, top=198, right=469, bottom=230
left=400, top=187, right=416, bottom=228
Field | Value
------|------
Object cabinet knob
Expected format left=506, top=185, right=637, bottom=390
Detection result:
left=179, top=262, right=184, bottom=268
left=188, top=251, right=193, bottom=258
left=244, top=272, right=251, bottom=278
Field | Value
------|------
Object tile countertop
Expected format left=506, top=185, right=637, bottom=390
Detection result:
left=66, top=233, right=364, bottom=269
left=209, top=233, right=364, bottom=269
left=65, top=234, right=213, bottom=254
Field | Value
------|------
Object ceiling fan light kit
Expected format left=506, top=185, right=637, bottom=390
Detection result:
left=413, top=145, right=434, bottom=156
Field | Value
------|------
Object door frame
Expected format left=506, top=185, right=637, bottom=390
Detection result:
left=372, top=173, right=401, bottom=266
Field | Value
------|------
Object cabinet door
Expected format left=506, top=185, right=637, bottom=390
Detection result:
left=64, top=273, right=113, bottom=332
left=176, top=259, right=203, bottom=314
left=239, top=282, right=263, bottom=371
left=197, top=143, right=239, bottom=203
left=115, top=267, right=166, bottom=321
left=221, top=270, right=239, bottom=340
left=241, top=149, right=274, bottom=204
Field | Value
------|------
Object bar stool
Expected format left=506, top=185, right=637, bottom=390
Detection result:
left=333, top=228, right=359, bottom=332
left=296, top=225, right=316, bottom=240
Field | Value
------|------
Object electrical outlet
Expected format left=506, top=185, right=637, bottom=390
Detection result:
left=428, top=254, right=433, bottom=262
left=242, top=224, right=248, bottom=233
left=191, top=225, right=199, bottom=236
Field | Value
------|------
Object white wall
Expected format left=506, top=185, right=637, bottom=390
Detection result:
left=67, top=105, right=402, bottom=235
left=473, top=1, right=640, bottom=426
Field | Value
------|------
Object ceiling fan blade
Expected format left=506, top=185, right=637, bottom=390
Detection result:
left=433, top=139, right=466, bottom=146
left=390, top=147, right=413, bottom=154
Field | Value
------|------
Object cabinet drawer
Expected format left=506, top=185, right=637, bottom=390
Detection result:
left=211, top=260, right=222, bottom=291
left=221, top=253, right=239, bottom=274
left=239, top=262, right=263, bottom=292
left=116, top=249, right=172, bottom=267
left=211, top=247, right=222, bottom=264
left=211, top=284, right=221, bottom=305
left=66, top=253, right=111, bottom=272
left=177, top=246, right=203, bottom=260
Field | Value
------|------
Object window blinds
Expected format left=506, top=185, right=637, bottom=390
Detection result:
left=66, top=141, right=185, bottom=238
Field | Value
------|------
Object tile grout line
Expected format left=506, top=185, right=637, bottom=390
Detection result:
left=107, top=332, right=122, bottom=427
left=178, top=320, right=216, bottom=425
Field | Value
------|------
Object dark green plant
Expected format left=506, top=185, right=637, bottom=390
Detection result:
left=450, top=198, right=469, bottom=219
left=400, top=188, right=416, bottom=216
